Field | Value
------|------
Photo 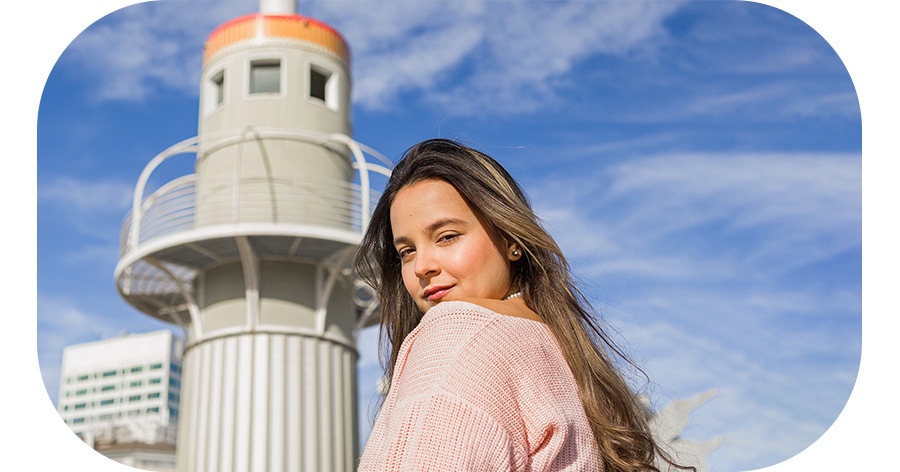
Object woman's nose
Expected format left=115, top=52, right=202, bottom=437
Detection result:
left=413, top=248, right=439, bottom=279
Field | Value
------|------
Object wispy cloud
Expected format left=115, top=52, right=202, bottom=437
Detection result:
left=36, top=294, right=124, bottom=404
left=55, top=0, right=854, bottom=130
left=324, top=0, right=686, bottom=113
left=522, top=149, right=860, bottom=470
left=61, top=1, right=256, bottom=101
left=38, top=175, right=134, bottom=240
left=38, top=176, right=133, bottom=214
left=533, top=152, right=860, bottom=279
left=58, top=0, right=687, bottom=113
left=610, top=286, right=858, bottom=470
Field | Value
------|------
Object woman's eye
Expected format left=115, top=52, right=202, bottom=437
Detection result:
left=397, top=248, right=414, bottom=259
left=438, top=233, right=459, bottom=244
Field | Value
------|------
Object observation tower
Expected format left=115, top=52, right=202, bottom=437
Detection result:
left=114, top=1, right=389, bottom=470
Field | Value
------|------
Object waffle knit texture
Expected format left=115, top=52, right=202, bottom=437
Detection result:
left=359, top=301, right=604, bottom=471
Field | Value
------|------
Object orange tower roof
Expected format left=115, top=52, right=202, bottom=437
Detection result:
left=203, top=13, right=350, bottom=65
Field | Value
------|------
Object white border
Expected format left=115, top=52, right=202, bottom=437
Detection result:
left=9, top=1, right=892, bottom=471
left=745, top=0, right=894, bottom=470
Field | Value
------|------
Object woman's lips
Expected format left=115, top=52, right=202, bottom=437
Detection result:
left=424, top=286, right=453, bottom=302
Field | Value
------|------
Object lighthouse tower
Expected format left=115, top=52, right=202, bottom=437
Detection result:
left=114, top=1, right=388, bottom=471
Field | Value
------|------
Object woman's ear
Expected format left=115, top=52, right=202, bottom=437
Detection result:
left=508, top=245, right=522, bottom=261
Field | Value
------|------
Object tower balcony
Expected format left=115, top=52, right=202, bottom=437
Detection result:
left=114, top=129, right=390, bottom=330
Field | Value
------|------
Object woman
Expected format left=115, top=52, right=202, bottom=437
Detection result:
left=355, top=139, right=693, bottom=471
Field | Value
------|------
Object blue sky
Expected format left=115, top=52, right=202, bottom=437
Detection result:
left=10, top=0, right=895, bottom=471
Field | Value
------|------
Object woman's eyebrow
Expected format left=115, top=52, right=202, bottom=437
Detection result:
left=392, top=217, right=467, bottom=247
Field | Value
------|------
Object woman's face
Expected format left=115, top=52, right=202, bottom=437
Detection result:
left=390, top=178, right=517, bottom=313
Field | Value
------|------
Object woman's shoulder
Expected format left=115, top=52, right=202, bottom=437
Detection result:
left=410, top=301, right=510, bottom=355
left=423, top=299, right=543, bottom=327
left=412, top=302, right=576, bottom=409
left=414, top=301, right=555, bottom=363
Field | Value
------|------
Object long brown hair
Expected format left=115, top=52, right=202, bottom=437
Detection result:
left=355, top=138, right=694, bottom=472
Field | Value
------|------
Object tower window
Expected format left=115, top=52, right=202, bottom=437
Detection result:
left=310, top=68, right=329, bottom=102
left=309, top=64, right=337, bottom=110
left=250, top=59, right=281, bottom=94
left=211, top=70, right=225, bottom=105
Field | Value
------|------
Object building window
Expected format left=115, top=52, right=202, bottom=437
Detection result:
left=150, top=363, right=163, bottom=371
left=309, top=64, right=337, bottom=110
left=73, top=418, right=85, bottom=424
left=102, top=370, right=117, bottom=378
left=74, top=403, right=86, bottom=410
left=75, top=389, right=87, bottom=396
left=212, top=70, right=225, bottom=105
left=310, top=68, right=328, bottom=102
left=148, top=392, right=161, bottom=399
left=130, top=380, right=142, bottom=388
left=129, top=395, right=141, bottom=402
left=149, top=378, right=162, bottom=385
left=101, top=385, right=115, bottom=392
left=249, top=59, right=281, bottom=94
left=99, top=414, right=114, bottom=421
left=100, top=399, right=115, bottom=407
left=77, top=375, right=89, bottom=382
left=131, top=366, right=143, bottom=374
left=147, top=407, right=160, bottom=414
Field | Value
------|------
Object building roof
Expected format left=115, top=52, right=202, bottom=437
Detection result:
left=204, top=13, right=350, bottom=65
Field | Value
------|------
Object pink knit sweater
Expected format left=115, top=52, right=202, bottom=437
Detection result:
left=358, top=301, right=604, bottom=471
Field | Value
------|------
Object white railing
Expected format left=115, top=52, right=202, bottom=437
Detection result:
left=119, top=129, right=392, bottom=258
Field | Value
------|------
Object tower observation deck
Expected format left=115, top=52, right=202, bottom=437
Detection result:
left=114, top=2, right=389, bottom=470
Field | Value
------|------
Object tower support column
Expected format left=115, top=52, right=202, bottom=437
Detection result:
left=177, top=331, right=358, bottom=472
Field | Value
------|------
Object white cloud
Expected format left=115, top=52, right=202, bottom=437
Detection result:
left=616, top=302, right=858, bottom=471
left=58, top=0, right=852, bottom=127
left=521, top=150, right=860, bottom=470
left=36, top=294, right=123, bottom=405
left=38, top=176, right=133, bottom=214
left=57, top=243, right=123, bottom=274
left=61, top=0, right=256, bottom=101
left=534, top=152, right=860, bottom=281
left=38, top=175, right=135, bottom=242
left=343, top=1, right=686, bottom=114
left=59, top=0, right=686, bottom=112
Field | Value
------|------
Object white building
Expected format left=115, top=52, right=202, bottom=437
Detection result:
left=57, top=329, right=183, bottom=470
left=113, top=0, right=388, bottom=469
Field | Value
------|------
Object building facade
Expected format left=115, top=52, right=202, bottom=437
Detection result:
left=57, top=329, right=183, bottom=470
